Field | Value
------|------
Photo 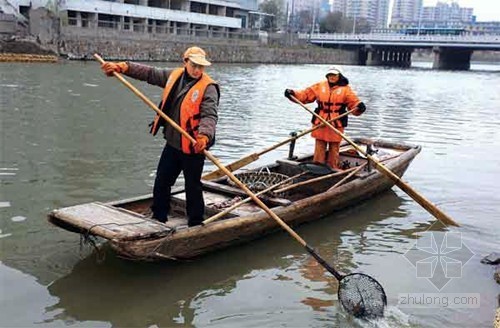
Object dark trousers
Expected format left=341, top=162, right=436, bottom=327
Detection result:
left=152, top=144, right=205, bottom=226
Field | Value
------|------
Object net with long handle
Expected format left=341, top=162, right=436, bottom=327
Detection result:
left=306, top=245, right=386, bottom=319
left=338, top=273, right=387, bottom=318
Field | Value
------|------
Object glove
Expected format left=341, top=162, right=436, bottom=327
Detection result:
left=354, top=102, right=366, bottom=116
left=193, top=134, right=209, bottom=153
left=284, top=89, right=295, bottom=99
left=101, top=61, right=129, bottom=76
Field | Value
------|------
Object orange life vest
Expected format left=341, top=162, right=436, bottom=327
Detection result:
left=151, top=68, right=218, bottom=154
left=294, top=80, right=360, bottom=143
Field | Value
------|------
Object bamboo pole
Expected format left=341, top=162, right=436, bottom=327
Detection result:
left=290, top=95, right=460, bottom=227
left=201, top=108, right=356, bottom=180
left=202, top=171, right=307, bottom=225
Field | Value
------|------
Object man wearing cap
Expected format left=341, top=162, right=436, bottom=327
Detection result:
left=284, top=66, right=366, bottom=169
left=101, top=46, right=219, bottom=227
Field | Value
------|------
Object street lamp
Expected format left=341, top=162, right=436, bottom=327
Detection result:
left=417, top=3, right=423, bottom=36
left=352, top=0, right=357, bottom=34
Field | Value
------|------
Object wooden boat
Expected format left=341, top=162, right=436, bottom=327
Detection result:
left=48, top=138, right=421, bottom=261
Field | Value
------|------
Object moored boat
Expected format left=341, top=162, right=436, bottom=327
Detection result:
left=48, top=137, right=421, bottom=261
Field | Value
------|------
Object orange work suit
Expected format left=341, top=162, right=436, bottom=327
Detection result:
left=292, top=80, right=363, bottom=169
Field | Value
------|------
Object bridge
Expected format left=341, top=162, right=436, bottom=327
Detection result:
left=300, top=33, right=500, bottom=70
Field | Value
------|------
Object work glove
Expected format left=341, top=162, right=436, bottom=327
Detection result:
left=101, top=61, right=129, bottom=76
left=193, top=134, right=209, bottom=153
left=284, top=89, right=295, bottom=100
left=353, top=102, right=366, bottom=116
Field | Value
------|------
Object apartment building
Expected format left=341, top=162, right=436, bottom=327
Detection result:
left=391, top=0, right=422, bottom=24
left=2, top=0, right=261, bottom=37
left=331, top=0, right=390, bottom=28
left=422, top=1, right=473, bottom=24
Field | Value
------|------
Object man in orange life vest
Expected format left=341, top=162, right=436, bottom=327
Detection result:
left=101, top=47, right=219, bottom=227
left=284, top=66, right=366, bottom=169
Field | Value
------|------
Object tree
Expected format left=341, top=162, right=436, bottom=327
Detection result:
left=298, top=10, right=314, bottom=32
left=258, top=0, right=284, bottom=31
left=319, top=11, right=372, bottom=33
left=319, top=11, right=343, bottom=33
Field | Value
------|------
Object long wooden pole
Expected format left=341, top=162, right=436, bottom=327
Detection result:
left=290, top=95, right=460, bottom=227
left=201, top=108, right=356, bottom=180
left=274, top=165, right=359, bottom=194
left=202, top=171, right=306, bottom=225
left=327, top=163, right=367, bottom=191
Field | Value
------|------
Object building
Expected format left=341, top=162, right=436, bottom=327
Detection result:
left=391, top=0, right=422, bottom=25
left=391, top=0, right=474, bottom=30
left=331, top=0, right=390, bottom=29
left=1, top=0, right=263, bottom=37
left=421, top=1, right=473, bottom=24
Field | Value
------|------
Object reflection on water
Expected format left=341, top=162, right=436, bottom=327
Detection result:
left=1, top=61, right=500, bottom=327
left=44, top=192, right=405, bottom=327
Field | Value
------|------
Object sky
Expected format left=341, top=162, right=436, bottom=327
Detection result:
left=328, top=0, right=499, bottom=21
left=420, top=0, right=499, bottom=21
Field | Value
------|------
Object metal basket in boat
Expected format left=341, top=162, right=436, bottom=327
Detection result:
left=227, top=171, right=291, bottom=196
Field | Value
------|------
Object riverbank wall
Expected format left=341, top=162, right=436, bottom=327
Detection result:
left=58, top=36, right=358, bottom=64
left=1, top=7, right=359, bottom=65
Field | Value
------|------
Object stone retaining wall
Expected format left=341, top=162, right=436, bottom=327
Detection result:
left=59, top=35, right=359, bottom=64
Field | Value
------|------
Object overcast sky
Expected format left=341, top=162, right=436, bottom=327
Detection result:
left=422, top=0, right=499, bottom=21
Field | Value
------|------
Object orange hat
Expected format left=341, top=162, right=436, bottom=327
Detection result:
left=183, top=46, right=211, bottom=66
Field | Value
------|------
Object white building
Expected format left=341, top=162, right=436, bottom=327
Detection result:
left=422, top=1, right=473, bottom=24
left=1, top=0, right=261, bottom=36
left=391, top=0, right=422, bottom=24
left=331, top=0, right=390, bottom=28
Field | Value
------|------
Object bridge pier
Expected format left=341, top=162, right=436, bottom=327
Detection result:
left=365, top=47, right=412, bottom=68
left=432, top=47, right=472, bottom=70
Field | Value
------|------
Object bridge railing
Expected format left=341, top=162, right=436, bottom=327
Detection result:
left=300, top=33, right=500, bottom=43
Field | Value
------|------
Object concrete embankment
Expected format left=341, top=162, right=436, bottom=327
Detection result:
left=1, top=36, right=359, bottom=64
left=59, top=36, right=358, bottom=64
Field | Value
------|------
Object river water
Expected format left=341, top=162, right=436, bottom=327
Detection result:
left=1, top=60, right=499, bottom=327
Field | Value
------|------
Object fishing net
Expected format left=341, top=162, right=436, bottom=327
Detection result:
left=338, top=273, right=387, bottom=319
left=228, top=171, right=292, bottom=197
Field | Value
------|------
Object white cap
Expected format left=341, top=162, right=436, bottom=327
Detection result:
left=325, top=65, right=343, bottom=77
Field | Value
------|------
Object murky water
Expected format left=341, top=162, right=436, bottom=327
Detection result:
left=1, top=60, right=499, bottom=327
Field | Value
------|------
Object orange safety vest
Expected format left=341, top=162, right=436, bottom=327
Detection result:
left=150, top=68, right=219, bottom=154
left=294, top=80, right=360, bottom=143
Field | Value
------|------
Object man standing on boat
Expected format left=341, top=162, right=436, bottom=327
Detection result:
left=284, top=66, right=365, bottom=169
left=101, top=46, right=219, bottom=227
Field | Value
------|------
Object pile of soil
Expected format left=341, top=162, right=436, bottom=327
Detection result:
left=0, top=39, right=56, bottom=55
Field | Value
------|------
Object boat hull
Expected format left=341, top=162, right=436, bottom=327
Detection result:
left=106, top=139, right=420, bottom=260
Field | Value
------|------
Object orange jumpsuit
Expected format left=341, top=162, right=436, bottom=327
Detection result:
left=292, top=80, right=363, bottom=169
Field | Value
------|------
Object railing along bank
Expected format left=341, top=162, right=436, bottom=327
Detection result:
left=300, top=33, right=500, bottom=43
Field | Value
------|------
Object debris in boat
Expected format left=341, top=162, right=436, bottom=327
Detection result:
left=481, top=252, right=500, bottom=265
left=208, top=196, right=243, bottom=210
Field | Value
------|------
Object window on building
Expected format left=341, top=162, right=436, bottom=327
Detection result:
left=209, top=5, right=219, bottom=16
left=67, top=10, right=77, bottom=26
left=190, top=2, right=207, bottom=14
left=98, top=13, right=119, bottom=28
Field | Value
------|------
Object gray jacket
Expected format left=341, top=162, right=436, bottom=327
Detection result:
left=125, top=62, right=219, bottom=150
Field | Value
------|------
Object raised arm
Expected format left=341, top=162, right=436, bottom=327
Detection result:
left=101, top=61, right=172, bottom=88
